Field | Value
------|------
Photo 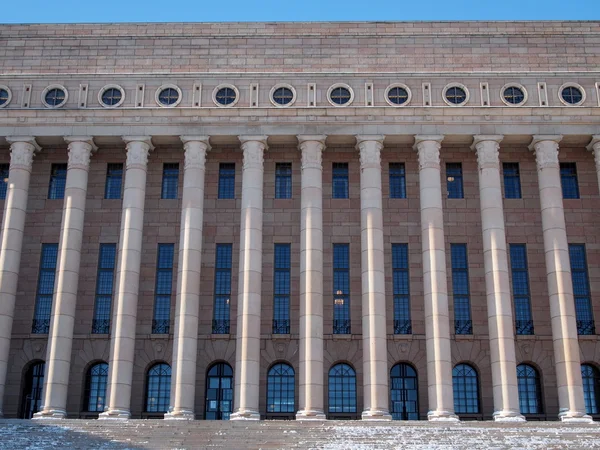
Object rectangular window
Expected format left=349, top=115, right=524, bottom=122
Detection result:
left=32, top=243, right=59, bottom=334
left=333, top=243, right=350, bottom=334
left=275, top=163, right=292, bottom=199
left=161, top=163, right=179, bottom=199
left=389, top=163, right=407, bottom=199
left=560, top=163, right=580, bottom=199
left=451, top=244, right=472, bottom=335
left=332, top=163, right=349, bottom=199
left=392, top=244, right=411, bottom=334
left=152, top=244, right=174, bottom=334
left=218, top=163, right=235, bottom=199
left=104, top=163, right=123, bottom=199
left=273, top=244, right=291, bottom=334
left=0, top=163, right=9, bottom=200
left=503, top=162, right=522, bottom=199
left=48, top=163, right=67, bottom=199
left=569, top=244, right=595, bottom=335
left=213, top=244, right=232, bottom=334
left=92, top=243, right=117, bottom=334
left=509, top=244, right=534, bottom=335
left=446, top=163, right=464, bottom=199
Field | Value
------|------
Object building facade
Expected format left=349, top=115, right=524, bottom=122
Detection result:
left=0, top=21, right=599, bottom=422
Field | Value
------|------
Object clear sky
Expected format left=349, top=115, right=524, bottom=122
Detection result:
left=2, top=0, right=599, bottom=23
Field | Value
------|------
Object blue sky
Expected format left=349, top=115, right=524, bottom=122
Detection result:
left=2, top=0, right=599, bottom=23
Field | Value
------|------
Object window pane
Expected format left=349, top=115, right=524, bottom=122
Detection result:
left=446, top=163, right=463, bottom=199
left=328, top=364, right=357, bottom=414
left=32, top=244, right=59, bottom=334
left=517, top=364, right=543, bottom=414
left=0, top=164, right=9, bottom=200
left=48, top=163, right=67, bottom=199
left=389, top=163, right=406, bottom=199
left=213, top=244, right=232, bottom=334
left=145, top=363, right=171, bottom=413
left=85, top=362, right=108, bottom=412
left=453, top=364, right=480, bottom=414
left=569, top=244, right=595, bottom=335
left=333, top=244, right=350, bottom=334
left=273, top=244, right=290, bottom=334
left=392, top=244, right=411, bottom=334
left=503, top=163, right=521, bottom=199
left=451, top=244, right=471, bottom=335
left=104, top=163, right=123, bottom=199
left=560, top=163, right=579, bottom=199
left=218, top=163, right=235, bottom=199
left=332, top=163, right=349, bottom=199
left=275, top=163, right=292, bottom=199
left=267, top=363, right=295, bottom=413
left=92, top=243, right=117, bottom=334
left=152, top=244, right=174, bottom=334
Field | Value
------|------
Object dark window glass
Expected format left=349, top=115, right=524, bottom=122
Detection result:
left=445, top=86, right=467, bottom=104
left=48, top=163, right=67, bottom=199
left=517, top=364, right=543, bottom=415
left=273, top=244, right=290, bottom=334
left=32, top=244, right=58, bottom=334
left=152, top=244, right=174, bottom=334
left=161, top=163, right=179, bottom=199
left=205, top=362, right=233, bottom=420
left=389, top=163, right=406, bottom=199
left=158, top=88, right=179, bottom=106
left=272, top=87, right=294, bottom=105
left=453, top=363, right=480, bottom=414
left=390, top=363, right=418, bottom=420
left=92, top=243, right=117, bottom=334
left=561, top=86, right=583, bottom=104
left=451, top=244, right=472, bottom=335
left=503, top=163, right=522, bottom=199
left=560, top=163, right=579, bottom=199
left=213, top=244, right=232, bottom=334
left=218, top=163, right=235, bottom=199
left=509, top=244, right=534, bottom=335
left=104, top=163, right=123, bottom=199
left=503, top=86, right=525, bottom=105
left=101, top=88, right=122, bottom=106
left=215, top=87, right=237, bottom=105
left=84, top=362, right=108, bottom=412
left=333, top=244, right=350, bottom=334
left=582, top=364, right=600, bottom=415
left=145, top=363, right=171, bottom=413
left=0, top=88, right=9, bottom=106
left=332, top=163, right=349, bottom=199
left=275, top=163, right=292, bottom=199
left=446, top=163, right=463, bottom=199
left=45, top=88, right=66, bottom=107
left=267, top=363, right=295, bottom=414
left=22, top=362, right=45, bottom=418
left=387, top=87, right=409, bottom=105
left=0, top=163, right=9, bottom=200
left=392, top=244, right=411, bottom=335
left=329, top=87, right=351, bottom=105
left=569, top=244, right=595, bottom=335
left=328, top=363, right=357, bottom=415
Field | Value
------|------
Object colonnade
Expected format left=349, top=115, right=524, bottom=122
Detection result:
left=0, top=133, right=596, bottom=422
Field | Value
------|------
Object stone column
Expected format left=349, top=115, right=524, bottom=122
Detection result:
left=414, top=136, right=458, bottom=422
left=529, top=135, right=592, bottom=423
left=296, top=135, right=327, bottom=421
left=0, top=137, right=40, bottom=418
left=164, top=136, right=210, bottom=420
left=471, top=135, right=525, bottom=422
left=33, top=137, right=96, bottom=420
left=586, top=135, right=600, bottom=194
left=230, top=136, right=267, bottom=421
left=356, top=135, right=392, bottom=421
left=99, top=136, right=153, bottom=420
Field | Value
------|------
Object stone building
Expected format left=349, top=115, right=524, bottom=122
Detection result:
left=0, top=21, right=599, bottom=422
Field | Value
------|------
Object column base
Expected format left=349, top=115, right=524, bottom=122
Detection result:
left=230, top=409, right=260, bottom=421
left=427, top=410, right=459, bottom=422
left=98, top=409, right=131, bottom=420
left=296, top=409, right=327, bottom=421
left=493, top=410, right=526, bottom=422
left=32, top=408, right=67, bottom=420
left=361, top=409, right=392, bottom=421
left=559, top=410, right=594, bottom=423
left=164, top=409, right=195, bottom=420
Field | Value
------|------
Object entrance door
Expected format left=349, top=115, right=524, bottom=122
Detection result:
left=205, top=362, right=233, bottom=420
left=390, top=363, right=419, bottom=420
left=21, top=361, right=45, bottom=419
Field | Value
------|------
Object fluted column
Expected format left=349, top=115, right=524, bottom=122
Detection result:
left=99, top=136, right=153, bottom=420
left=230, top=136, right=267, bottom=421
left=472, top=135, right=525, bottom=422
left=586, top=135, right=600, bottom=194
left=34, top=137, right=96, bottom=419
left=529, top=135, right=592, bottom=423
left=356, top=135, right=392, bottom=421
left=296, top=135, right=327, bottom=421
left=165, top=136, right=210, bottom=420
left=0, top=137, right=40, bottom=418
left=414, top=135, right=458, bottom=422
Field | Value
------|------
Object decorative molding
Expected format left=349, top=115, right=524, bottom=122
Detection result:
left=298, top=135, right=326, bottom=170
left=180, top=136, right=210, bottom=170
left=586, top=135, right=600, bottom=173
left=6, top=136, right=41, bottom=172
left=66, top=138, right=96, bottom=170
left=528, top=135, right=562, bottom=170
left=239, top=135, right=268, bottom=170
left=471, top=135, right=503, bottom=170
left=414, top=135, right=443, bottom=170
left=356, top=135, right=384, bottom=169
left=123, top=136, right=153, bottom=169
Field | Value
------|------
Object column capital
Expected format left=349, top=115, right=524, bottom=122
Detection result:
left=471, top=136, right=503, bottom=170
left=122, top=135, right=155, bottom=149
left=586, top=135, right=600, bottom=152
left=297, top=135, right=327, bottom=146
left=528, top=135, right=563, bottom=151
left=414, top=136, right=443, bottom=170
left=180, top=135, right=211, bottom=149
left=123, top=136, right=153, bottom=169
left=65, top=137, right=97, bottom=170
left=470, top=135, right=504, bottom=149
left=356, top=135, right=384, bottom=169
left=6, top=136, right=41, bottom=151
left=64, top=136, right=98, bottom=151
left=238, top=135, right=269, bottom=148
left=298, top=136, right=325, bottom=170
left=180, top=137, right=210, bottom=171
left=7, top=137, right=41, bottom=172
left=529, top=136, right=562, bottom=170
left=413, top=135, right=444, bottom=150
left=239, top=136, right=267, bottom=170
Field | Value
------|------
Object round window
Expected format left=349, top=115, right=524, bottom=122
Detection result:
left=158, top=87, right=180, bottom=106
left=101, top=88, right=123, bottom=107
left=502, top=86, right=525, bottom=105
left=215, top=87, right=237, bottom=106
left=329, top=86, right=352, bottom=105
left=0, top=87, right=10, bottom=107
left=272, top=87, right=294, bottom=106
left=445, top=86, right=467, bottom=105
left=45, top=87, right=67, bottom=107
left=561, top=86, right=583, bottom=105
left=387, top=86, right=410, bottom=105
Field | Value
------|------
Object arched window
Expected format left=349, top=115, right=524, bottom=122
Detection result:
left=21, top=361, right=45, bottom=419
left=205, top=362, right=233, bottom=420
left=267, top=363, right=295, bottom=415
left=517, top=364, right=543, bottom=415
left=145, top=363, right=171, bottom=413
left=328, top=363, right=357, bottom=417
left=390, top=363, right=419, bottom=420
left=452, top=363, right=480, bottom=414
left=84, top=362, right=108, bottom=412
left=582, top=364, right=600, bottom=415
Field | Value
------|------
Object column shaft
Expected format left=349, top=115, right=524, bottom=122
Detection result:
left=0, top=137, right=39, bottom=418
left=165, top=137, right=209, bottom=420
left=99, top=136, right=153, bottom=420
left=34, top=137, right=95, bottom=419
left=230, top=136, right=267, bottom=421
left=296, top=136, right=326, bottom=420
left=587, top=136, right=600, bottom=194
